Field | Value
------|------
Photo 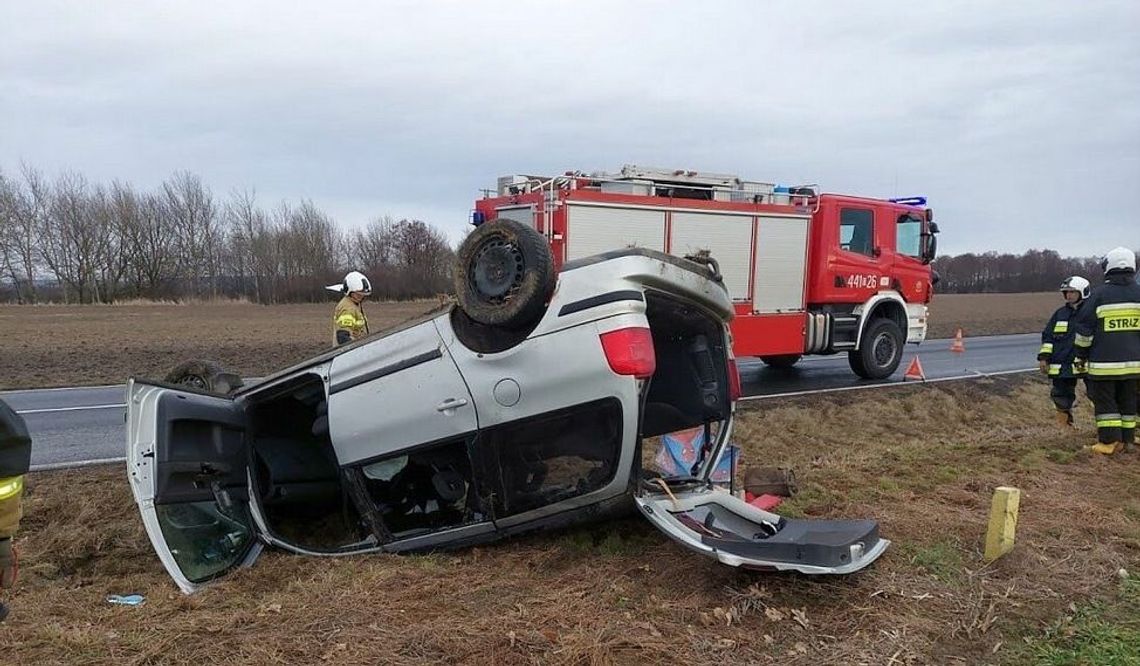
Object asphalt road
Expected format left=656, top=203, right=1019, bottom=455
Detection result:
left=4, top=333, right=1039, bottom=470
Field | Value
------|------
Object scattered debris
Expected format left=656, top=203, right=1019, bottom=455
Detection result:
left=743, top=467, right=798, bottom=497
left=106, top=594, right=145, bottom=606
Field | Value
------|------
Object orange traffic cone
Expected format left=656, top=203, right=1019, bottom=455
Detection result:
left=950, top=328, right=965, bottom=353
left=904, top=356, right=926, bottom=381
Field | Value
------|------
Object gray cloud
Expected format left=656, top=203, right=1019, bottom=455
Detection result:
left=2, top=0, right=1137, bottom=254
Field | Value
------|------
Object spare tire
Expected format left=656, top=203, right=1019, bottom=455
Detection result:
left=454, top=218, right=554, bottom=329
left=164, top=359, right=244, bottom=396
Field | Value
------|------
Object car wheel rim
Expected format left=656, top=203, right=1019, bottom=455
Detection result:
left=471, top=237, right=524, bottom=304
left=872, top=332, right=897, bottom=368
left=177, top=374, right=209, bottom=390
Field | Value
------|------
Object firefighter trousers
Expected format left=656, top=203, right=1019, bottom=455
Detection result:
left=1087, top=378, right=1137, bottom=445
left=1049, top=377, right=1086, bottom=417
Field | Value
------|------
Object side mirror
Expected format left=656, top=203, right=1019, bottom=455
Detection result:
left=921, top=233, right=938, bottom=264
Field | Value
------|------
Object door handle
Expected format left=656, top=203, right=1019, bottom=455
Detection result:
left=436, top=398, right=469, bottom=412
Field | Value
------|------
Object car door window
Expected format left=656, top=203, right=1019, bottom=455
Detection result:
left=356, top=436, right=488, bottom=538
left=481, top=398, right=623, bottom=517
left=896, top=215, right=922, bottom=259
left=155, top=501, right=257, bottom=583
left=840, top=208, right=875, bottom=256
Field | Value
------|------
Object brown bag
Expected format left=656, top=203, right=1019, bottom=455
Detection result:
left=743, top=467, right=798, bottom=497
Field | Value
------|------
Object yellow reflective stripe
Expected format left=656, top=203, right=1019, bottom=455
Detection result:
left=1074, top=334, right=1093, bottom=347
left=1048, top=364, right=1062, bottom=376
left=0, top=475, right=23, bottom=500
left=1053, top=321, right=1069, bottom=332
left=1123, top=416, right=1137, bottom=428
left=1088, top=361, right=1140, bottom=370
left=335, top=314, right=358, bottom=328
left=1039, top=343, right=1054, bottom=355
left=1097, top=418, right=1124, bottom=428
left=1087, top=362, right=1140, bottom=376
left=1096, top=303, right=1140, bottom=317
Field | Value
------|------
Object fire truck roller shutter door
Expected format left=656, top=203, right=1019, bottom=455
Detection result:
left=670, top=212, right=753, bottom=300
left=565, top=205, right=665, bottom=261
left=752, top=216, right=811, bottom=313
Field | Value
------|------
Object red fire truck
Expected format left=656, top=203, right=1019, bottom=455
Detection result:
left=473, top=165, right=940, bottom=379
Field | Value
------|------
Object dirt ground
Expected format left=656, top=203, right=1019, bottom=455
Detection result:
left=0, top=293, right=1054, bottom=390
left=0, top=300, right=441, bottom=390
left=928, top=292, right=1059, bottom=338
left=3, top=376, right=1138, bottom=665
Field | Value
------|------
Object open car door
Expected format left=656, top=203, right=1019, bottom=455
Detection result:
left=635, top=439, right=888, bottom=574
left=126, top=379, right=262, bottom=593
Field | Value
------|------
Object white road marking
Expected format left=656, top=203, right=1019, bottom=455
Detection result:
left=738, top=368, right=1036, bottom=401
left=0, top=383, right=125, bottom=395
left=31, top=457, right=126, bottom=472
left=17, top=403, right=126, bottom=415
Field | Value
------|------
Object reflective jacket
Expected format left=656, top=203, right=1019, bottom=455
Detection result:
left=1038, top=302, right=1084, bottom=378
left=332, top=296, right=369, bottom=346
left=1073, top=272, right=1140, bottom=379
left=0, top=399, right=30, bottom=539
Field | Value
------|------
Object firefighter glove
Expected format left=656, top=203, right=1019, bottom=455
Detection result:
left=1072, top=357, right=1088, bottom=375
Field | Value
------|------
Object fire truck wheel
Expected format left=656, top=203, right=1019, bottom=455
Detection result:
left=848, top=318, right=903, bottom=380
left=760, top=355, right=801, bottom=369
left=454, top=218, right=555, bottom=329
left=163, top=359, right=244, bottom=395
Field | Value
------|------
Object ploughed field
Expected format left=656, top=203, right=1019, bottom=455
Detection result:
left=0, top=292, right=1057, bottom=390
left=4, top=376, right=1138, bottom=665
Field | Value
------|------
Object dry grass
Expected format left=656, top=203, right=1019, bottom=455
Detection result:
left=3, top=376, right=1138, bottom=664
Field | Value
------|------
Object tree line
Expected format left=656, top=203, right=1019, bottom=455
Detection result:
left=5, top=164, right=1131, bottom=303
left=930, top=249, right=1138, bottom=293
left=0, top=165, right=456, bottom=304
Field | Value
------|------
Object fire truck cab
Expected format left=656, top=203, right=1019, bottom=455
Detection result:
left=473, top=165, right=939, bottom=379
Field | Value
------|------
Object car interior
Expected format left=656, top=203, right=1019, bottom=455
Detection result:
left=245, top=373, right=369, bottom=551
left=639, top=291, right=732, bottom=448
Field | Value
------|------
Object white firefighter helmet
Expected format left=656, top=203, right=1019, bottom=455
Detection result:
left=1059, top=275, right=1091, bottom=300
left=326, top=271, right=372, bottom=295
left=1101, top=247, right=1136, bottom=275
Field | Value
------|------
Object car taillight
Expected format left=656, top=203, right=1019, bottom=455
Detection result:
left=727, top=358, right=742, bottom=402
left=600, top=327, right=656, bottom=379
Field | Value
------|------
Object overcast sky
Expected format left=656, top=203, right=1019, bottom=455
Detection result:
left=2, top=1, right=1137, bottom=255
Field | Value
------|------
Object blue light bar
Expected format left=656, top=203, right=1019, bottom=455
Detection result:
left=471, top=210, right=487, bottom=226
left=889, top=196, right=927, bottom=206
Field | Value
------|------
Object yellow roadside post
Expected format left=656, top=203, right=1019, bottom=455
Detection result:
left=984, top=486, right=1020, bottom=562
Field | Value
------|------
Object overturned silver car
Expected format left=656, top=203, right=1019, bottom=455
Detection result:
left=126, top=219, right=888, bottom=593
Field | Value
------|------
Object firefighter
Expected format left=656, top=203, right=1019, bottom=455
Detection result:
left=1073, top=247, right=1140, bottom=454
left=1, top=399, right=32, bottom=623
left=1037, top=276, right=1091, bottom=427
left=327, top=271, right=372, bottom=346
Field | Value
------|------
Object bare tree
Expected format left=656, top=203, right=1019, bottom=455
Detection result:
left=393, top=219, right=454, bottom=297
left=0, top=166, right=48, bottom=303
left=226, top=188, right=267, bottom=302
left=38, top=172, right=109, bottom=303
left=163, top=171, right=222, bottom=298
